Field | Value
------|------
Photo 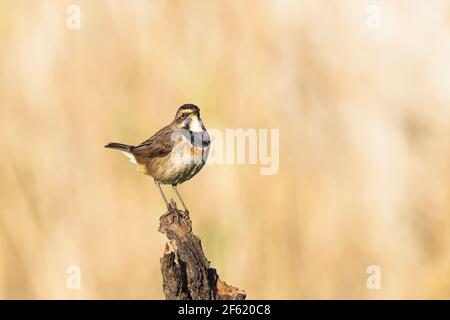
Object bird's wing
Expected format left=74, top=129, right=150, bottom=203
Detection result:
left=131, top=125, right=175, bottom=158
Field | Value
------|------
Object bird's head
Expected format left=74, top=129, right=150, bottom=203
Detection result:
left=174, top=104, right=204, bottom=132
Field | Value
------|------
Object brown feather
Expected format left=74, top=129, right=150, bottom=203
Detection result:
left=131, top=124, right=175, bottom=159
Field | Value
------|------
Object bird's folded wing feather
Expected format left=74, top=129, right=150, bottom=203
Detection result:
left=131, top=126, right=174, bottom=158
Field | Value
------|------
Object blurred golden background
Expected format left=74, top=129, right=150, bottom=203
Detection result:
left=1, top=0, right=450, bottom=299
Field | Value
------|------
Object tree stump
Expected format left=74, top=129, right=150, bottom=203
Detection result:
left=158, top=201, right=246, bottom=300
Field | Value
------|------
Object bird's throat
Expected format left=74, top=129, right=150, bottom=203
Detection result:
left=188, top=116, right=203, bottom=132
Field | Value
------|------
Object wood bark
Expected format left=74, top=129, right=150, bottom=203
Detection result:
left=158, top=201, right=246, bottom=300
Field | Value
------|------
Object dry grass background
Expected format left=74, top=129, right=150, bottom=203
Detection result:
left=1, top=0, right=450, bottom=299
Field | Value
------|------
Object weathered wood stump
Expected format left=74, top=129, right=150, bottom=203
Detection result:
left=158, top=201, right=246, bottom=300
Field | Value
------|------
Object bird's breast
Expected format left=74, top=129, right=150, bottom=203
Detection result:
left=170, top=137, right=209, bottom=166
left=136, top=129, right=210, bottom=184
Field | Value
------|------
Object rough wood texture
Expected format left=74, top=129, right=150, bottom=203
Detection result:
left=159, top=201, right=246, bottom=300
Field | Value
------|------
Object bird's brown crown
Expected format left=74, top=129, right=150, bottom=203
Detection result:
left=175, top=104, right=200, bottom=119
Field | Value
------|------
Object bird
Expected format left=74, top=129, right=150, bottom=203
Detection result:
left=105, top=104, right=210, bottom=215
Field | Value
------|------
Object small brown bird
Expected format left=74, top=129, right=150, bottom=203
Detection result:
left=105, top=104, right=210, bottom=214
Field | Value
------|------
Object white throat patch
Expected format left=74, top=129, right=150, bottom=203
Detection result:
left=189, top=116, right=203, bottom=132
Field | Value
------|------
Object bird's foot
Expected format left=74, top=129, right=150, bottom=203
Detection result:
left=161, top=200, right=180, bottom=224
left=160, top=200, right=191, bottom=230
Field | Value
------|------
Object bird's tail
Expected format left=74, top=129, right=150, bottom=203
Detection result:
left=104, top=142, right=133, bottom=152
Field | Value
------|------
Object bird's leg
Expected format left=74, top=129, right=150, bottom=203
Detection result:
left=154, top=179, right=173, bottom=211
left=172, top=184, right=189, bottom=217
